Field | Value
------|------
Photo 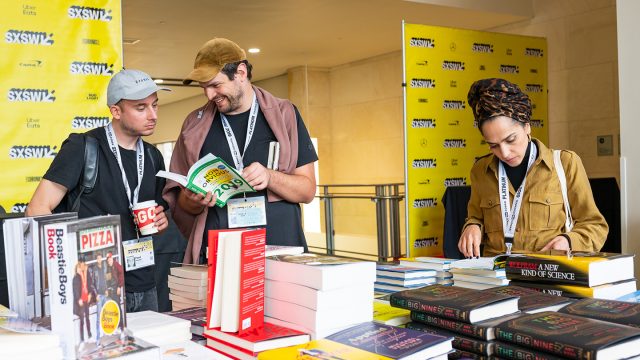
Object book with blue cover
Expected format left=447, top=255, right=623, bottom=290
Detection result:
left=326, top=321, right=453, bottom=359
left=618, top=290, right=640, bottom=303
left=376, top=264, right=436, bottom=279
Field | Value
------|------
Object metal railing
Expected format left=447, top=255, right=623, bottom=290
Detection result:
left=315, top=183, right=404, bottom=262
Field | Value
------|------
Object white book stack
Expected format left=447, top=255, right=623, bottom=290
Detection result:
left=374, top=264, right=437, bottom=293
left=450, top=257, right=509, bottom=290
left=264, top=253, right=376, bottom=339
left=168, top=265, right=208, bottom=310
left=126, top=311, right=192, bottom=346
left=399, top=257, right=455, bottom=286
left=0, top=318, right=63, bottom=360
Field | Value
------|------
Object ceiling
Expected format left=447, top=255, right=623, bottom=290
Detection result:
left=122, top=0, right=533, bottom=105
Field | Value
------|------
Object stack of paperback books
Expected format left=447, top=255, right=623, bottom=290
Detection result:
left=505, top=251, right=637, bottom=299
left=264, top=253, right=376, bottom=339
left=167, top=265, right=208, bottom=310
left=374, top=264, right=436, bottom=293
left=399, top=256, right=455, bottom=285
left=450, top=255, right=510, bottom=290
left=258, top=321, right=453, bottom=360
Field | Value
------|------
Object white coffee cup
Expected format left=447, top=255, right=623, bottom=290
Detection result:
left=132, top=200, right=158, bottom=235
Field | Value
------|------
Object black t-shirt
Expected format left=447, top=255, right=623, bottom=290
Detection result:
left=200, top=106, right=318, bottom=259
left=44, top=127, right=167, bottom=292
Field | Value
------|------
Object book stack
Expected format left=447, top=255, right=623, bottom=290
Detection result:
left=450, top=255, right=509, bottom=290
left=399, top=256, right=454, bottom=285
left=493, top=311, right=640, bottom=359
left=0, top=317, right=63, bottom=360
left=389, top=284, right=520, bottom=359
left=374, top=264, right=436, bottom=293
left=258, top=321, right=453, bottom=360
left=168, top=265, right=208, bottom=310
left=505, top=251, right=637, bottom=299
left=264, top=253, right=376, bottom=339
left=126, top=310, right=192, bottom=346
left=165, top=306, right=207, bottom=344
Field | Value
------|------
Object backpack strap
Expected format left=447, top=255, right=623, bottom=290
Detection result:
left=553, top=150, right=574, bottom=232
left=69, top=135, right=99, bottom=212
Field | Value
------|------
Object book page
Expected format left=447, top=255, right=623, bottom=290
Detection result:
left=185, top=154, right=254, bottom=206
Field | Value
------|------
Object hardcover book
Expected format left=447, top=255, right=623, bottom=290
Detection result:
left=494, top=311, right=640, bottom=359
left=169, top=265, right=207, bottom=280
left=156, top=153, right=255, bottom=207
left=448, top=349, right=489, bottom=360
left=406, top=321, right=494, bottom=356
left=483, top=285, right=573, bottom=313
left=265, top=253, right=376, bottom=291
left=207, top=228, right=266, bottom=334
left=410, top=311, right=521, bottom=341
left=257, top=338, right=393, bottom=359
left=399, top=257, right=454, bottom=271
left=389, top=284, right=519, bottom=323
left=509, top=279, right=637, bottom=300
left=505, top=251, right=634, bottom=287
left=559, top=298, right=640, bottom=328
left=325, top=321, right=453, bottom=360
left=373, top=301, right=411, bottom=326
left=265, top=279, right=373, bottom=312
left=204, top=320, right=310, bottom=353
left=493, top=341, right=565, bottom=360
left=451, top=273, right=509, bottom=286
left=618, top=290, right=640, bottom=303
left=165, top=306, right=207, bottom=335
left=44, top=215, right=126, bottom=359
left=376, top=264, right=437, bottom=279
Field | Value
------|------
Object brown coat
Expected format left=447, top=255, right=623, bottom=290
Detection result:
left=464, top=138, right=608, bottom=256
left=163, top=86, right=299, bottom=263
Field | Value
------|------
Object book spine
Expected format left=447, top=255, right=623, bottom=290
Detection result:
left=237, top=229, right=266, bottom=335
left=390, top=294, right=469, bottom=322
left=410, top=311, right=488, bottom=340
left=494, top=325, right=588, bottom=359
left=505, top=257, right=589, bottom=285
left=494, top=342, right=565, bottom=360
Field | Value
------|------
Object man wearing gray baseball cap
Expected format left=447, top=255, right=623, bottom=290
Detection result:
left=27, top=69, right=174, bottom=313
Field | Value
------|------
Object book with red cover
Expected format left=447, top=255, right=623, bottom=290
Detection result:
left=204, top=321, right=310, bottom=353
left=207, top=228, right=266, bottom=335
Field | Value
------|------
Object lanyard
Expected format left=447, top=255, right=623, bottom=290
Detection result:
left=220, top=93, right=259, bottom=171
left=104, top=123, right=145, bottom=210
left=498, top=141, right=537, bottom=254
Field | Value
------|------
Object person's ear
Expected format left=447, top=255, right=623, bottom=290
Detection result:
left=109, top=104, right=121, bottom=120
left=236, top=63, right=248, bottom=82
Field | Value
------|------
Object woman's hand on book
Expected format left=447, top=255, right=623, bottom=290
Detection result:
left=459, top=224, right=482, bottom=258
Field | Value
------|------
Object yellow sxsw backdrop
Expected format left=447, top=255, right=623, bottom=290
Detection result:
left=0, top=1, right=122, bottom=213
left=403, top=23, right=548, bottom=257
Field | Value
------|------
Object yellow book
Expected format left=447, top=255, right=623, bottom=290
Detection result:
left=257, top=339, right=392, bottom=359
left=373, top=301, right=410, bottom=326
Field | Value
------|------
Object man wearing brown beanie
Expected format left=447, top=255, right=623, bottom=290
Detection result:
left=165, top=38, right=318, bottom=264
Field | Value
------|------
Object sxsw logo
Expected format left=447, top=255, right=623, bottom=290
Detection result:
left=8, top=88, right=56, bottom=102
left=444, top=177, right=467, bottom=187
left=410, top=78, right=436, bottom=88
left=472, top=42, right=493, bottom=53
left=9, top=145, right=58, bottom=159
left=444, top=139, right=466, bottom=148
left=530, top=119, right=544, bottom=128
left=411, top=118, right=436, bottom=128
left=500, top=64, right=520, bottom=74
left=5, top=30, right=54, bottom=45
left=409, top=37, right=435, bottom=48
left=68, top=5, right=112, bottom=21
left=442, top=100, right=465, bottom=110
left=70, top=61, right=114, bottom=76
left=413, top=198, right=438, bottom=208
left=442, top=60, right=465, bottom=71
left=12, top=203, right=28, bottom=213
left=72, top=116, right=110, bottom=129
left=525, top=84, right=543, bottom=93
left=414, top=237, right=439, bottom=248
left=412, top=158, right=437, bottom=168
left=525, top=48, right=544, bottom=57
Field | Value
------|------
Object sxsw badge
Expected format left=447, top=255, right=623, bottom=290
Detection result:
left=122, top=236, right=154, bottom=271
left=227, top=196, right=267, bottom=228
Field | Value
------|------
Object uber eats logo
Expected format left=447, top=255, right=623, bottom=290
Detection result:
left=410, top=78, right=435, bottom=88
left=5, top=29, right=54, bottom=45
left=68, top=5, right=112, bottom=21
left=70, top=61, right=114, bottom=76
left=8, top=88, right=56, bottom=102
left=72, top=116, right=110, bottom=129
left=409, top=37, right=435, bottom=48
left=412, top=158, right=437, bottom=168
left=413, top=198, right=438, bottom=208
left=9, top=145, right=58, bottom=159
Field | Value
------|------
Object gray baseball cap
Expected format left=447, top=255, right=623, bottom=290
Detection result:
left=107, top=69, right=170, bottom=106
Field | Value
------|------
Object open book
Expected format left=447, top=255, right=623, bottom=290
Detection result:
left=157, top=153, right=255, bottom=207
